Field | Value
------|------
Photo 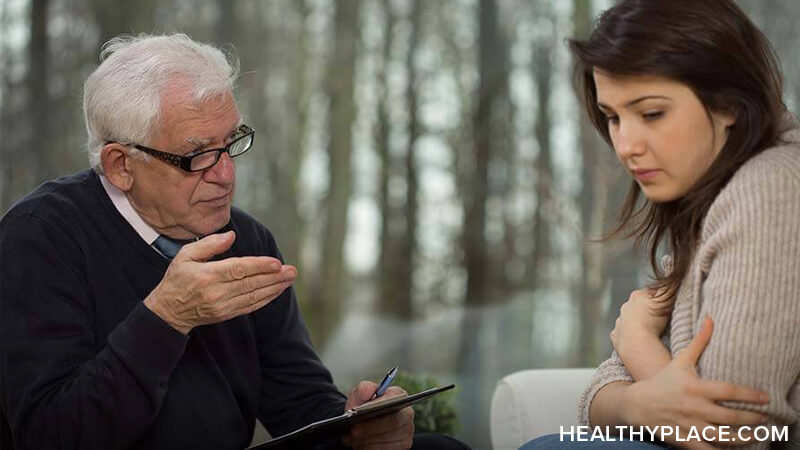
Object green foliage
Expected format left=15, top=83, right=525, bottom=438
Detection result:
left=393, top=372, right=459, bottom=435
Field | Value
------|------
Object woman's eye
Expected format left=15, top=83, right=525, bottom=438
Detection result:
left=643, top=111, right=663, bottom=121
left=605, top=115, right=620, bottom=125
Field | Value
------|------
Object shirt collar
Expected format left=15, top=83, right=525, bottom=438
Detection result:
left=99, top=175, right=160, bottom=246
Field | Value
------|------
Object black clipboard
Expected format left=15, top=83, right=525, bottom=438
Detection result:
left=248, top=384, right=455, bottom=450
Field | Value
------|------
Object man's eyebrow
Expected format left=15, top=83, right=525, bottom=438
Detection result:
left=186, top=136, right=212, bottom=147
left=597, top=95, right=672, bottom=110
left=184, top=119, right=244, bottom=149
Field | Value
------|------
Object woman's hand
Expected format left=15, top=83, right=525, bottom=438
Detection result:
left=611, top=288, right=671, bottom=344
left=623, top=317, right=770, bottom=448
left=611, top=288, right=672, bottom=380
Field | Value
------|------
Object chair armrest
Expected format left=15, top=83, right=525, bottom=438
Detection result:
left=490, top=368, right=595, bottom=449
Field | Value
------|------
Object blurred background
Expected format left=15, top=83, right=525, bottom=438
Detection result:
left=2, top=0, right=800, bottom=447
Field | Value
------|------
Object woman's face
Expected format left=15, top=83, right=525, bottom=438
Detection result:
left=593, top=70, right=736, bottom=202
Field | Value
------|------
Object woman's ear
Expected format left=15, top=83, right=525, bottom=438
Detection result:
left=100, top=143, right=134, bottom=191
left=717, top=108, right=738, bottom=129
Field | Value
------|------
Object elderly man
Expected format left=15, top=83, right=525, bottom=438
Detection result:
left=0, top=34, right=467, bottom=450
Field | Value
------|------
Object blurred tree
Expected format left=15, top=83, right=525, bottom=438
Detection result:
left=28, top=0, right=49, bottom=183
left=91, top=0, right=157, bottom=48
left=376, top=0, right=401, bottom=317
left=0, top=0, right=19, bottom=213
left=457, top=0, right=510, bottom=444
left=398, top=0, right=422, bottom=322
left=233, top=1, right=271, bottom=224
left=462, top=0, right=508, bottom=311
left=215, top=0, right=234, bottom=46
left=572, top=0, right=610, bottom=366
left=530, top=12, right=554, bottom=287
left=278, top=0, right=312, bottom=270
left=308, top=0, right=362, bottom=344
left=377, top=0, right=422, bottom=323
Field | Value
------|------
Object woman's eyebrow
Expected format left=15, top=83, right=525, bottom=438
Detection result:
left=597, top=95, right=672, bottom=110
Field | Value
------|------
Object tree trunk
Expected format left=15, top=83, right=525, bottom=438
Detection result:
left=215, top=0, right=235, bottom=47
left=377, top=0, right=401, bottom=316
left=279, top=0, right=311, bottom=289
left=0, top=0, right=15, bottom=213
left=573, top=0, right=609, bottom=366
left=531, top=39, right=554, bottom=285
left=92, top=0, right=156, bottom=50
left=28, top=0, right=49, bottom=184
left=457, top=0, right=509, bottom=445
left=397, top=0, right=423, bottom=321
left=307, top=0, right=362, bottom=345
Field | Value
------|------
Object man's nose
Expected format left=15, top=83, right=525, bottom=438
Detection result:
left=203, top=152, right=235, bottom=185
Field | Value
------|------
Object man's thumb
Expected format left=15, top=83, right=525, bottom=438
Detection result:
left=677, top=316, right=713, bottom=366
left=178, top=231, right=236, bottom=262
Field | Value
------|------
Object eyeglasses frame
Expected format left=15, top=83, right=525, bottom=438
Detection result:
left=106, top=124, right=255, bottom=172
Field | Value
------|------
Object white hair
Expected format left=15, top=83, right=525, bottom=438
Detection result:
left=83, top=33, right=240, bottom=172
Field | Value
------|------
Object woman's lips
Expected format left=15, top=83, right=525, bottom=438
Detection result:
left=633, top=169, right=660, bottom=181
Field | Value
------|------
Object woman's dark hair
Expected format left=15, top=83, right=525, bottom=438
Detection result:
left=569, top=0, right=785, bottom=303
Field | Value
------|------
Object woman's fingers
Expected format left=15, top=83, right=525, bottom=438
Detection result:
left=695, top=378, right=769, bottom=404
left=698, top=402, right=768, bottom=426
left=676, top=316, right=713, bottom=366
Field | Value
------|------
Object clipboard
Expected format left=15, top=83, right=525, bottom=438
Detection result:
left=248, top=384, right=455, bottom=450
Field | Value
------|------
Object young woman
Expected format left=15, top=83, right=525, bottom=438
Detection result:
left=522, top=0, right=800, bottom=448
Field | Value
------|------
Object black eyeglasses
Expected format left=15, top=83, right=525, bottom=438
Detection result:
left=111, top=124, right=255, bottom=172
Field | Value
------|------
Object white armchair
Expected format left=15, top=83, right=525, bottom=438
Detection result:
left=489, top=368, right=595, bottom=450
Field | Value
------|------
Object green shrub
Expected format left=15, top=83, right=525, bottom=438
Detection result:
left=394, top=372, right=459, bottom=434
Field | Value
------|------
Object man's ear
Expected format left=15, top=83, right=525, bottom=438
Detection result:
left=100, top=144, right=134, bottom=191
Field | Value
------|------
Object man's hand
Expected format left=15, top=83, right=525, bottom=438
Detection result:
left=143, top=231, right=297, bottom=334
left=342, top=381, right=414, bottom=450
left=611, top=288, right=672, bottom=379
left=623, top=317, right=770, bottom=448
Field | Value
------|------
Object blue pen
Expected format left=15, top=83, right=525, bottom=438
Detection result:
left=370, top=366, right=398, bottom=400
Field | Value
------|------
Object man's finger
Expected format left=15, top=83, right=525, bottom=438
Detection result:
left=381, top=386, right=407, bottom=398
left=345, top=418, right=413, bottom=449
left=347, top=381, right=380, bottom=409
left=221, top=266, right=296, bottom=299
left=176, top=231, right=236, bottom=263
left=227, top=280, right=293, bottom=317
left=206, top=256, right=284, bottom=281
left=677, top=316, right=713, bottom=365
left=348, top=408, right=413, bottom=442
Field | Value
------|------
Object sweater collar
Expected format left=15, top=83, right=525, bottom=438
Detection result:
left=98, top=174, right=160, bottom=246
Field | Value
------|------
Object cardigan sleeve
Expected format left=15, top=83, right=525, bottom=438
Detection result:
left=577, top=351, right=634, bottom=426
left=692, top=154, right=800, bottom=448
left=577, top=255, right=674, bottom=426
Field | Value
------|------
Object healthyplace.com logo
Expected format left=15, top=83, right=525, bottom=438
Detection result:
left=560, top=425, right=789, bottom=444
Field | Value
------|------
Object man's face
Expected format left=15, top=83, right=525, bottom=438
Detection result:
left=126, top=87, right=241, bottom=239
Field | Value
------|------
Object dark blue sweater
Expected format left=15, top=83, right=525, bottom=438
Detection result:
left=0, top=170, right=346, bottom=450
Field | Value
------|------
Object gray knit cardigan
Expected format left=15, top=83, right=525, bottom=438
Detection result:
left=578, top=115, right=800, bottom=449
